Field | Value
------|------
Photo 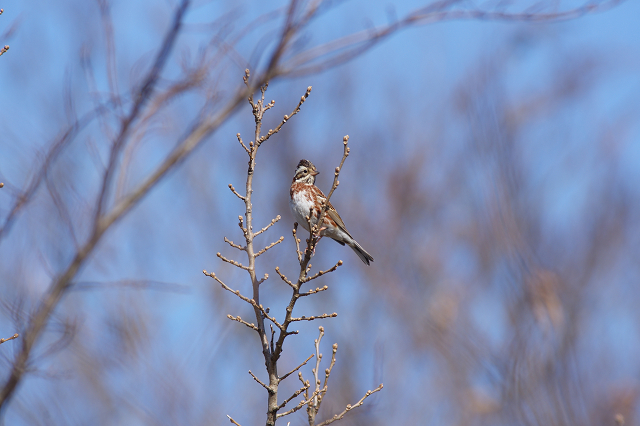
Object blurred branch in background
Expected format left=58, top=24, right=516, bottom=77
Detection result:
left=0, top=0, right=193, bottom=410
left=361, top=32, right=640, bottom=424
left=0, top=0, right=634, bottom=424
left=282, top=0, right=628, bottom=75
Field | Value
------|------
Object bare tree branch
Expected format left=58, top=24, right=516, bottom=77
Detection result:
left=0, top=3, right=192, bottom=409
left=276, top=388, right=323, bottom=419
left=299, top=285, right=329, bottom=297
left=278, top=383, right=311, bottom=411
left=290, top=313, right=337, bottom=322
left=93, top=0, right=190, bottom=222
left=279, top=353, right=314, bottom=382
left=249, top=370, right=272, bottom=393
left=304, top=261, right=343, bottom=283
left=0, top=102, right=111, bottom=242
left=1, top=0, right=626, bottom=421
left=206, top=69, right=354, bottom=425
left=0, top=334, right=18, bottom=345
left=315, top=384, right=384, bottom=426
left=256, top=237, right=285, bottom=257
left=227, top=414, right=242, bottom=426
left=255, top=215, right=282, bottom=237
left=224, top=236, right=246, bottom=251
left=228, top=183, right=247, bottom=201
left=227, top=315, right=259, bottom=332
left=217, top=252, right=251, bottom=271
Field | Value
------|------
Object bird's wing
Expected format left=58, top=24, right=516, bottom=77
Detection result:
left=313, top=186, right=353, bottom=237
left=326, top=201, right=352, bottom=237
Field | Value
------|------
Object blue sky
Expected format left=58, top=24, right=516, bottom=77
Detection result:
left=1, top=0, right=639, bottom=424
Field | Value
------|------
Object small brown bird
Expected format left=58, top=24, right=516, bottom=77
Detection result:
left=289, top=159, right=373, bottom=265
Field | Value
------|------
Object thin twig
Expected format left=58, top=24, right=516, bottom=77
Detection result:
left=254, top=303, right=284, bottom=330
left=228, top=183, right=246, bottom=200
left=290, top=313, right=337, bottom=322
left=227, top=315, right=259, bottom=331
left=299, top=285, right=329, bottom=297
left=0, top=334, right=18, bottom=345
left=292, top=223, right=303, bottom=262
left=279, top=353, right=314, bottom=382
left=217, top=252, right=251, bottom=271
left=254, top=215, right=282, bottom=237
left=257, top=273, right=269, bottom=286
left=249, top=370, right=272, bottom=393
left=276, top=388, right=324, bottom=419
left=319, top=137, right=350, bottom=216
left=275, top=266, right=294, bottom=288
left=315, top=384, right=384, bottom=426
left=237, top=215, right=247, bottom=235
left=255, top=236, right=284, bottom=257
left=304, top=260, right=343, bottom=283
left=278, top=382, right=311, bottom=411
left=299, top=371, right=308, bottom=390
left=224, top=236, right=245, bottom=251
left=312, top=327, right=325, bottom=410
left=204, top=271, right=283, bottom=330
left=258, top=86, right=312, bottom=146
left=236, top=133, right=250, bottom=154
left=227, top=414, right=242, bottom=426
left=204, top=270, right=254, bottom=306
left=319, top=342, right=338, bottom=407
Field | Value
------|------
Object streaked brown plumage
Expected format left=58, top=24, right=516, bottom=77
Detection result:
left=289, top=159, right=373, bottom=265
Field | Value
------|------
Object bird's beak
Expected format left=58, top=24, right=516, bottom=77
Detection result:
left=311, top=171, right=319, bottom=176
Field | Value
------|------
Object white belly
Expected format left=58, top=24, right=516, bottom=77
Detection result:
left=289, top=188, right=318, bottom=232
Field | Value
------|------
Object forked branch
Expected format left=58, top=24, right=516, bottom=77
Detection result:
left=208, top=76, right=380, bottom=426
left=206, top=77, right=315, bottom=426
left=276, top=388, right=323, bottom=419
left=300, top=327, right=383, bottom=426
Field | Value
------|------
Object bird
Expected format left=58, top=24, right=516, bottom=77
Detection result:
left=289, top=159, right=374, bottom=265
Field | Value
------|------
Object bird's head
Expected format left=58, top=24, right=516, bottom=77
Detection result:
left=293, top=159, right=319, bottom=184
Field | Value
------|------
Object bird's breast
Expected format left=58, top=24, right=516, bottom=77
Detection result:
left=289, top=184, right=316, bottom=231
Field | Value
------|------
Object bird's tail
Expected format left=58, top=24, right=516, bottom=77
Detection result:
left=349, top=241, right=374, bottom=265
